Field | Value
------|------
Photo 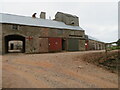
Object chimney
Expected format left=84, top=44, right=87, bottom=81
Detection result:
left=40, top=12, right=46, bottom=19
left=32, top=13, right=37, bottom=18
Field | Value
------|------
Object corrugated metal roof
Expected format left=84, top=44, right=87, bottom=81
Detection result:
left=88, top=35, right=102, bottom=42
left=0, top=13, right=84, bottom=30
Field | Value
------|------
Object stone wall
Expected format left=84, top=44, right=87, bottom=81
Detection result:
left=0, top=24, right=2, bottom=54
left=88, top=40, right=105, bottom=50
left=79, top=40, right=85, bottom=51
left=55, top=12, right=79, bottom=26
left=1, top=23, right=85, bottom=54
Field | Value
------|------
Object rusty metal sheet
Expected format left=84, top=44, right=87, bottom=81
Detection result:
left=48, top=38, right=62, bottom=52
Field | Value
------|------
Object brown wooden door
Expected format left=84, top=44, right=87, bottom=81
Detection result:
left=39, top=38, right=48, bottom=52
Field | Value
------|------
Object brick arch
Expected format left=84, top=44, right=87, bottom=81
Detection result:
left=4, top=34, right=25, bottom=53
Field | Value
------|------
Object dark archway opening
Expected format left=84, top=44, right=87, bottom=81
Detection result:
left=62, top=39, right=66, bottom=50
left=5, top=35, right=25, bottom=53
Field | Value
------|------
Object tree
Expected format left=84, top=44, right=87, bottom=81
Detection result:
left=117, top=39, right=120, bottom=46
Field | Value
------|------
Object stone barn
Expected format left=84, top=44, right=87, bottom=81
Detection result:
left=85, top=35, right=105, bottom=50
left=0, top=12, right=85, bottom=54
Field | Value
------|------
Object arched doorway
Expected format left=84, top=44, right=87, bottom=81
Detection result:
left=5, top=35, right=25, bottom=53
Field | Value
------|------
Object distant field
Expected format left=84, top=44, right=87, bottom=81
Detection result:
left=107, top=46, right=120, bottom=50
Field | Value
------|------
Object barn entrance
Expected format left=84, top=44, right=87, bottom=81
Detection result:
left=5, top=35, right=25, bottom=53
left=62, top=39, right=66, bottom=50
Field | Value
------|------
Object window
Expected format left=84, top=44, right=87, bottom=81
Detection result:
left=69, top=30, right=83, bottom=37
left=12, top=25, right=19, bottom=30
left=71, top=20, right=74, bottom=25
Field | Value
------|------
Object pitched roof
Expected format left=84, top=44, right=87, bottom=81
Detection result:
left=88, top=35, right=103, bottom=42
left=0, top=13, right=83, bottom=31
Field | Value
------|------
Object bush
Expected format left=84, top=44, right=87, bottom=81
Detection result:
left=107, top=46, right=120, bottom=50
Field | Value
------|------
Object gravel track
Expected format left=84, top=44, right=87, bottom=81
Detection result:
left=2, top=51, right=118, bottom=88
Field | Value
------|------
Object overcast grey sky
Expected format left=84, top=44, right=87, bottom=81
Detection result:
left=1, top=0, right=119, bottom=43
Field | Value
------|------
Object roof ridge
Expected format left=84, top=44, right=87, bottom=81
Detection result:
left=0, top=13, right=67, bottom=24
left=0, top=13, right=83, bottom=30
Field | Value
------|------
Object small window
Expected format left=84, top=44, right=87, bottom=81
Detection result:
left=71, top=20, right=74, bottom=25
left=12, top=25, right=19, bottom=30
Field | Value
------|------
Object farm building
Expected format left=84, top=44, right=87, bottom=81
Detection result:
left=0, top=12, right=105, bottom=54
left=0, top=12, right=86, bottom=54
left=85, top=35, right=105, bottom=50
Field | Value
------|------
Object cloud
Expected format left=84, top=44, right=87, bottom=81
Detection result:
left=1, top=2, right=118, bottom=43
left=83, top=24, right=118, bottom=42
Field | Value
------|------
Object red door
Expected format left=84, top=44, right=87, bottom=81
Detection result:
left=48, top=38, right=62, bottom=52
left=85, top=40, right=89, bottom=50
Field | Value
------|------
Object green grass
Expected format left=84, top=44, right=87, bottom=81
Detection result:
left=107, top=46, right=120, bottom=50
